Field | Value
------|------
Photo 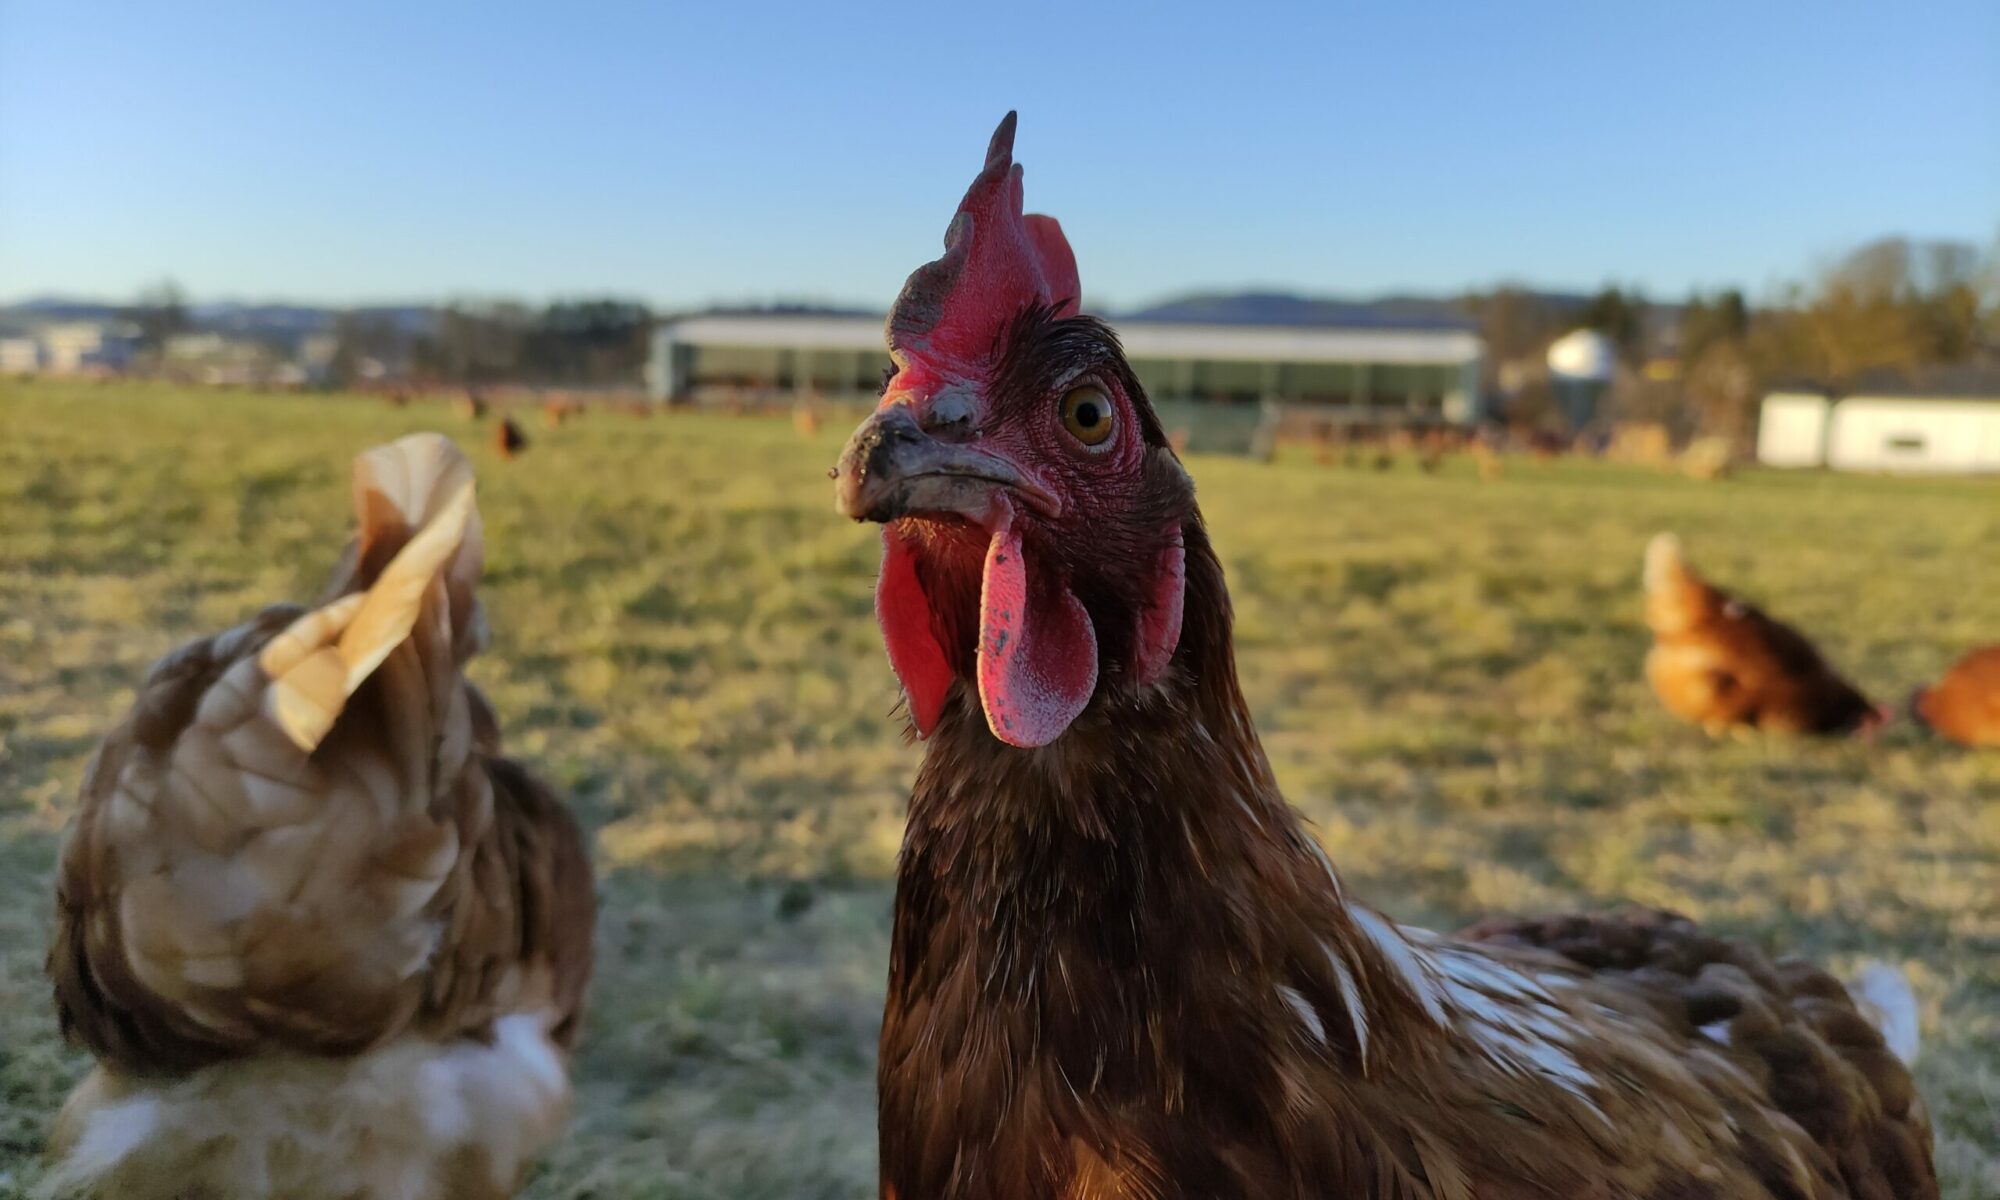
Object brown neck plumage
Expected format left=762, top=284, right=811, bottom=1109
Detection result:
left=893, top=514, right=1311, bottom=997
left=881, top=515, right=1410, bottom=1197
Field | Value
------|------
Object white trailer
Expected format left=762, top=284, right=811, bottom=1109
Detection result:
left=1756, top=388, right=2000, bottom=475
left=1826, top=398, right=2000, bottom=474
left=1755, top=392, right=1832, bottom=467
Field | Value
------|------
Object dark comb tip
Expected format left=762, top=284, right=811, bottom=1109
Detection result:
left=985, top=111, right=1019, bottom=172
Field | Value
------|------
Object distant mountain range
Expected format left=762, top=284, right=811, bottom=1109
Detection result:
left=0, top=297, right=438, bottom=346
left=0, top=288, right=1626, bottom=339
left=1121, top=291, right=1462, bottom=329
left=188, top=302, right=440, bottom=343
left=689, top=293, right=1504, bottom=329
left=1, top=297, right=129, bottom=324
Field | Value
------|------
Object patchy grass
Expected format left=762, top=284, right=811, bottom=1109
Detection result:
left=1, top=379, right=1996, bottom=1198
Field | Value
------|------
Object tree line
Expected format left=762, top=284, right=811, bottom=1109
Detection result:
left=1469, top=234, right=1999, bottom=438
left=116, top=288, right=657, bottom=389
left=328, top=299, right=655, bottom=388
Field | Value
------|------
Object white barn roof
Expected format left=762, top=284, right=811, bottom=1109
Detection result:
left=657, top=313, right=1480, bottom=366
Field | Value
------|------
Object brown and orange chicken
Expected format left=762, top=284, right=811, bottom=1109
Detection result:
left=836, top=114, right=1933, bottom=1200
left=1644, top=533, right=1887, bottom=736
left=1913, top=644, right=2000, bottom=746
left=46, top=434, right=595, bottom=1200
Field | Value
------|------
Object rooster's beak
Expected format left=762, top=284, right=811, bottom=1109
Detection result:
left=834, top=405, right=1058, bottom=524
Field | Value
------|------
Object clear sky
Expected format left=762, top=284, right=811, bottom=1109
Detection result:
left=2, top=0, right=1995, bottom=311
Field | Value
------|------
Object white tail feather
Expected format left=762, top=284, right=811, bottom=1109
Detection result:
left=1849, top=962, right=1920, bottom=1065
left=258, top=435, right=480, bottom=754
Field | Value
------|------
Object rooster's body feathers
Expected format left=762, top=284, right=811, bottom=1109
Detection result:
left=853, top=116, right=1933, bottom=1200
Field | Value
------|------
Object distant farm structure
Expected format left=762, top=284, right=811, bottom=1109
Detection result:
left=1757, top=371, right=2000, bottom=475
left=0, top=320, right=143, bottom=375
left=648, top=311, right=1484, bottom=454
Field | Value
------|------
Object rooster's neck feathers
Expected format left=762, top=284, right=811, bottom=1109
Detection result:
left=896, top=512, right=1448, bottom=1049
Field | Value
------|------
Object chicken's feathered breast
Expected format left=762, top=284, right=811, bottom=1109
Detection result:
left=1642, top=534, right=1881, bottom=736
left=46, top=434, right=594, bottom=1199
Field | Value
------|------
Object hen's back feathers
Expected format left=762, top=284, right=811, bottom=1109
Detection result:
left=47, top=433, right=595, bottom=1199
left=1913, top=644, right=2000, bottom=746
left=1464, top=909, right=1933, bottom=1199
left=1642, top=534, right=1882, bottom=736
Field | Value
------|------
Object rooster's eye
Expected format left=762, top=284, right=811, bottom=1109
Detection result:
left=1059, top=386, right=1115, bottom=449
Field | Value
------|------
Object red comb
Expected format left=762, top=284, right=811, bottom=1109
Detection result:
left=886, top=112, right=1080, bottom=372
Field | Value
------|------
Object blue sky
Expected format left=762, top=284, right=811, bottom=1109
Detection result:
left=2, top=0, right=1994, bottom=310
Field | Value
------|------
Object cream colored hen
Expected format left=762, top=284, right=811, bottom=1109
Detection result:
left=46, top=433, right=595, bottom=1200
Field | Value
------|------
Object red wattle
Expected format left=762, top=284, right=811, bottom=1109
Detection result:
left=976, top=521, right=1098, bottom=748
left=876, top=528, right=953, bottom=736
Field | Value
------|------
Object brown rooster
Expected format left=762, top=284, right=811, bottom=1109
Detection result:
left=1912, top=644, right=2000, bottom=746
left=835, top=114, right=1932, bottom=1200
left=1644, top=533, right=1887, bottom=736
left=46, top=433, right=595, bottom=1199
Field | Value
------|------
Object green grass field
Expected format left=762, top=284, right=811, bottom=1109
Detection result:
left=2, top=379, right=1996, bottom=1198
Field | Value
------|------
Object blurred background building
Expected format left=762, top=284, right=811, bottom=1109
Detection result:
left=1757, top=369, right=2000, bottom=474
left=649, top=310, right=1483, bottom=453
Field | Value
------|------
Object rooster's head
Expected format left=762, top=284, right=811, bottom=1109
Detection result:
left=836, top=113, right=1194, bottom=749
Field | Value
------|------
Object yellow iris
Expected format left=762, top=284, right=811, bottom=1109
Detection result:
left=1060, top=386, right=1115, bottom=447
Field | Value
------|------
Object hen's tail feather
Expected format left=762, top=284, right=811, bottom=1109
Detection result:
left=349, top=433, right=486, bottom=664
left=1849, top=962, right=1921, bottom=1066
left=260, top=434, right=480, bottom=753
left=256, top=594, right=371, bottom=752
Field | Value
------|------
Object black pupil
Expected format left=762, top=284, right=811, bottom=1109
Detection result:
left=1074, top=400, right=1101, bottom=428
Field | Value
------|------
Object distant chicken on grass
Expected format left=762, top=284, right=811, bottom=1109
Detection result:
left=836, top=114, right=1932, bottom=1200
left=495, top=415, right=528, bottom=459
left=540, top=397, right=576, bottom=429
left=1472, top=437, right=1503, bottom=481
left=1912, top=644, right=2000, bottom=746
left=46, top=433, right=595, bottom=1200
left=1644, top=533, right=1886, bottom=736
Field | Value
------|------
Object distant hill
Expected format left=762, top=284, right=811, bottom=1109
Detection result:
left=1121, top=291, right=1485, bottom=330
left=0, top=299, right=440, bottom=348
left=191, top=303, right=439, bottom=344
left=5, top=297, right=127, bottom=323
left=701, top=302, right=878, bottom=319
left=190, top=302, right=336, bottom=340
